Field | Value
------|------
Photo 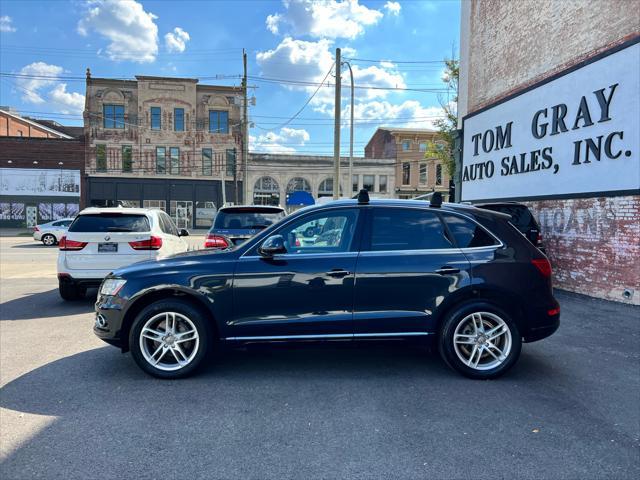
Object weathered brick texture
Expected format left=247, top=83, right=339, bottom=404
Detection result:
left=526, top=196, right=640, bottom=305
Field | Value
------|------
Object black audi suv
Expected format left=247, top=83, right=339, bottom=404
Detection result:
left=94, top=194, right=559, bottom=380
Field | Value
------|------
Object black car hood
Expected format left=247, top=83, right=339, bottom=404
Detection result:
left=111, top=248, right=236, bottom=278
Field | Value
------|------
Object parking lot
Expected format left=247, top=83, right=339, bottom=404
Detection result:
left=0, top=235, right=639, bottom=479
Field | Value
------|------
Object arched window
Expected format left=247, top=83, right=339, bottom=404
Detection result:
left=286, top=177, right=312, bottom=193
left=318, top=177, right=342, bottom=198
left=253, top=176, right=280, bottom=206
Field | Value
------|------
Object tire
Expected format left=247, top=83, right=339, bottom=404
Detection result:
left=59, top=281, right=85, bottom=301
left=42, top=234, right=56, bottom=246
left=438, top=301, right=522, bottom=379
left=129, top=299, right=211, bottom=379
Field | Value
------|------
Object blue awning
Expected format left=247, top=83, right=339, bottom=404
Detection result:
left=286, top=191, right=315, bottom=206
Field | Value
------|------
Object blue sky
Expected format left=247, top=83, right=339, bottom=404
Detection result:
left=0, top=0, right=460, bottom=155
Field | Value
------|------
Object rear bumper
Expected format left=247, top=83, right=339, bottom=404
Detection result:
left=58, top=273, right=103, bottom=289
left=522, top=297, right=560, bottom=342
left=33, top=232, right=42, bottom=241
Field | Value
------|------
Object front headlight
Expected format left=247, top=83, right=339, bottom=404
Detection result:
left=100, top=278, right=127, bottom=296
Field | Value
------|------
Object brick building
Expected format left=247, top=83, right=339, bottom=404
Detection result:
left=247, top=153, right=395, bottom=211
left=84, top=72, right=245, bottom=229
left=364, top=127, right=449, bottom=199
left=458, top=0, right=639, bottom=304
left=0, top=136, right=85, bottom=228
left=0, top=108, right=74, bottom=139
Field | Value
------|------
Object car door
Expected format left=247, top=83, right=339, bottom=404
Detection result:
left=352, top=206, right=471, bottom=336
left=230, top=207, right=363, bottom=339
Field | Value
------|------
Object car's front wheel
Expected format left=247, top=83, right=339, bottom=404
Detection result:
left=42, top=234, right=56, bottom=246
left=130, top=299, right=210, bottom=379
left=439, top=302, right=522, bottom=379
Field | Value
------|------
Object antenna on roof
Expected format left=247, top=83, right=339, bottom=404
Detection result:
left=430, top=192, right=442, bottom=208
left=357, top=189, right=370, bottom=204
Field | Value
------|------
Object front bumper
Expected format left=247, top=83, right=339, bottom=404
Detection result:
left=93, top=293, right=128, bottom=349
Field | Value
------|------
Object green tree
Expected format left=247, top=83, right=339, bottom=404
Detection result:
left=425, top=58, right=459, bottom=176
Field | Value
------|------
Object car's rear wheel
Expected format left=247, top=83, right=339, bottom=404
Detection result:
left=59, top=281, right=86, bottom=301
left=439, top=302, right=521, bottom=379
left=130, top=299, right=210, bottom=379
left=42, top=234, right=56, bottom=246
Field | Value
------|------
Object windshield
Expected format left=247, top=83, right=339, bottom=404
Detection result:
left=69, top=213, right=150, bottom=233
left=213, top=209, right=285, bottom=230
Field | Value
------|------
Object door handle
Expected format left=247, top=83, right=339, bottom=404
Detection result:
left=326, top=269, right=351, bottom=278
left=435, top=266, right=460, bottom=275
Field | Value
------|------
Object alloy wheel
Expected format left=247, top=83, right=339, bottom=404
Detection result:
left=453, top=311, right=512, bottom=370
left=139, top=312, right=200, bottom=372
left=43, top=235, right=55, bottom=246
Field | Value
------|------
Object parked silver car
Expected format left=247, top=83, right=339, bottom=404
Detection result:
left=33, top=218, right=74, bottom=246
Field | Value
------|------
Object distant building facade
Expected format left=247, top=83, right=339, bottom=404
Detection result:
left=0, top=136, right=85, bottom=228
left=458, top=0, right=639, bottom=304
left=247, top=153, right=395, bottom=211
left=0, top=108, right=73, bottom=139
left=364, top=127, right=449, bottom=199
left=84, top=72, right=245, bottom=228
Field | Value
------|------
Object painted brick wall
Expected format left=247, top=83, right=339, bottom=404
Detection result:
left=526, top=196, right=640, bottom=305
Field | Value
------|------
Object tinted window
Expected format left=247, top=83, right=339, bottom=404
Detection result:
left=441, top=213, right=498, bottom=248
left=69, top=214, right=150, bottom=233
left=213, top=209, right=285, bottom=230
left=369, top=208, right=452, bottom=251
left=480, top=205, right=534, bottom=231
left=277, top=209, right=359, bottom=254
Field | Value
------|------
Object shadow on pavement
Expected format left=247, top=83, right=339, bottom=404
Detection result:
left=0, top=288, right=96, bottom=320
left=10, top=243, right=55, bottom=249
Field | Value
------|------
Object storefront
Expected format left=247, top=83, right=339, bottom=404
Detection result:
left=85, top=176, right=241, bottom=229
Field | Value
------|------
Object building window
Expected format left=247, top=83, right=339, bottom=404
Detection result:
left=436, top=164, right=443, bottom=186
left=419, top=163, right=427, bottom=185
left=209, top=110, right=229, bottom=134
left=318, top=178, right=342, bottom=197
left=96, top=144, right=107, bottom=172
left=225, top=149, right=236, bottom=177
left=156, top=147, right=166, bottom=173
left=151, top=107, right=161, bottom=130
left=402, top=162, right=410, bottom=185
left=352, top=174, right=359, bottom=193
left=363, top=174, right=375, bottom=192
left=170, top=147, right=180, bottom=175
left=143, top=200, right=166, bottom=211
left=202, top=148, right=212, bottom=176
left=419, top=141, right=427, bottom=152
left=253, top=176, right=280, bottom=206
left=174, top=108, right=184, bottom=131
left=103, top=104, right=124, bottom=129
left=122, top=145, right=132, bottom=172
left=286, top=177, right=312, bottom=193
left=402, top=140, right=411, bottom=151
left=379, top=175, right=388, bottom=193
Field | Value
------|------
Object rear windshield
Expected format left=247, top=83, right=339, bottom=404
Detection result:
left=213, top=209, right=285, bottom=230
left=69, top=213, right=150, bottom=233
left=480, top=205, right=535, bottom=231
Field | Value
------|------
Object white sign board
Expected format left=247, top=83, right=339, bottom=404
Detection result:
left=0, top=168, right=81, bottom=197
left=461, top=41, right=640, bottom=202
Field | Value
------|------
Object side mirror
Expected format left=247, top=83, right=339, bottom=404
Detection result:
left=178, top=228, right=190, bottom=237
left=259, top=234, right=287, bottom=257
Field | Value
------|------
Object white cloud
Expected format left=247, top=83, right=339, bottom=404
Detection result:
left=49, top=84, right=85, bottom=114
left=384, top=1, right=401, bottom=16
left=17, top=62, right=64, bottom=104
left=164, top=27, right=190, bottom=53
left=15, top=62, right=85, bottom=114
left=250, top=127, right=310, bottom=153
left=0, top=15, right=16, bottom=32
left=348, top=99, right=445, bottom=129
left=267, top=0, right=383, bottom=39
left=77, top=0, right=158, bottom=63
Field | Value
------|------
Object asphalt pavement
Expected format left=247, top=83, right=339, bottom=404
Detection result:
left=0, top=236, right=638, bottom=479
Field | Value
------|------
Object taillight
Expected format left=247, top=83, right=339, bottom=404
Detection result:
left=129, top=236, right=163, bottom=250
left=34, top=226, right=40, bottom=232
left=59, top=236, right=87, bottom=251
left=204, top=234, right=230, bottom=249
left=532, top=258, right=552, bottom=278
left=536, top=232, right=543, bottom=246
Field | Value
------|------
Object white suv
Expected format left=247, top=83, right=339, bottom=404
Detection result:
left=57, top=207, right=189, bottom=300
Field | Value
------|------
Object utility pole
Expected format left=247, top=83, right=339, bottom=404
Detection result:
left=220, top=153, right=227, bottom=206
left=242, top=49, right=249, bottom=205
left=344, top=61, right=354, bottom=197
left=333, top=48, right=341, bottom=200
